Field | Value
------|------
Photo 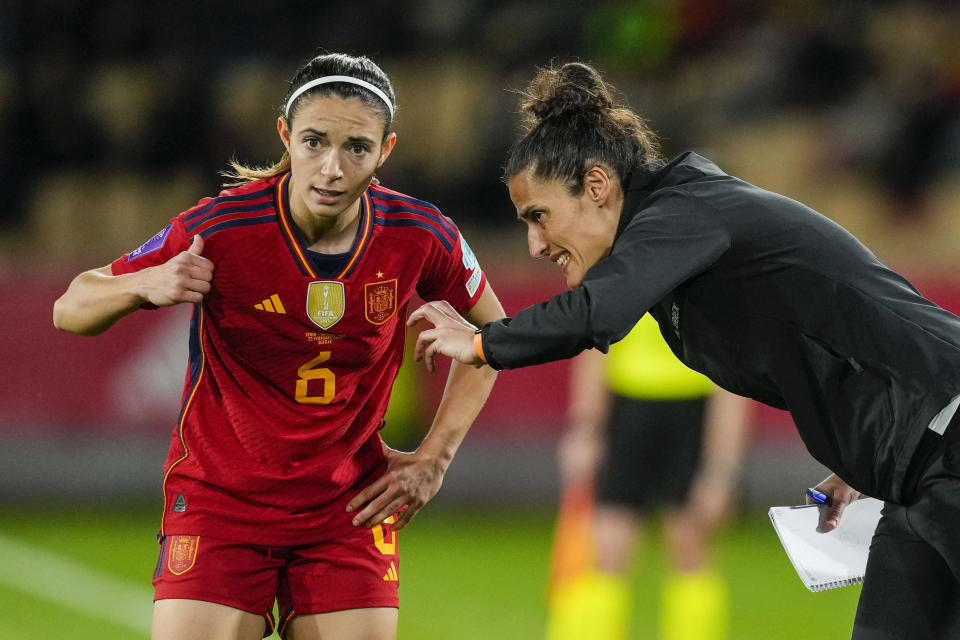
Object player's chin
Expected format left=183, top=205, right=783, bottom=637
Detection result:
left=307, top=198, right=347, bottom=217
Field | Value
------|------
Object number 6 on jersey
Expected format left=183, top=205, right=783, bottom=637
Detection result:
left=295, top=351, right=336, bottom=405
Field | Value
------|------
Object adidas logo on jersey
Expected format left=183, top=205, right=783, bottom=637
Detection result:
left=254, top=294, right=286, bottom=314
left=382, top=561, right=398, bottom=582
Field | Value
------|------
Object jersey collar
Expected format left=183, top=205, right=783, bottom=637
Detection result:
left=275, top=173, right=374, bottom=280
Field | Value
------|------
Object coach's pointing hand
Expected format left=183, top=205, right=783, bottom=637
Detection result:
left=408, top=300, right=484, bottom=372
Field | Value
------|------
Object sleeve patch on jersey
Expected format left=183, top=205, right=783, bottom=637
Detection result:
left=466, top=268, right=482, bottom=298
left=128, top=224, right=172, bottom=260
left=460, top=234, right=479, bottom=271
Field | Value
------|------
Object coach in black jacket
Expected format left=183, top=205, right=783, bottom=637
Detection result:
left=487, top=149, right=960, bottom=506
left=410, top=62, right=960, bottom=638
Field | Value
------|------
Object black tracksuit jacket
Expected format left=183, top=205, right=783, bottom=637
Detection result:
left=480, top=152, right=960, bottom=502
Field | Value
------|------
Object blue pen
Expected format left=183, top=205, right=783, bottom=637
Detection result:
left=806, top=487, right=831, bottom=505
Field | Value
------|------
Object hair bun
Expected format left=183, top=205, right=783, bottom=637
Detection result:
left=525, top=62, right=613, bottom=122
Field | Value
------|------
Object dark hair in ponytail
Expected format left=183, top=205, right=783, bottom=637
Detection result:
left=502, top=62, right=660, bottom=194
left=223, top=52, right=396, bottom=186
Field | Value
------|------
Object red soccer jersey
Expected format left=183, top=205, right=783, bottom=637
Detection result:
left=112, top=174, right=486, bottom=545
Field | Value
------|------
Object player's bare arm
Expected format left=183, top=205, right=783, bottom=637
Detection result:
left=53, top=235, right=213, bottom=336
left=347, top=283, right=504, bottom=530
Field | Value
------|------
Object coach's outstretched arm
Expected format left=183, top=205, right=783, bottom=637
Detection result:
left=53, top=236, right=213, bottom=335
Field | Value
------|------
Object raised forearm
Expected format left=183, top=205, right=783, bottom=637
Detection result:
left=54, top=236, right=213, bottom=335
left=417, top=283, right=504, bottom=467
left=346, top=360, right=498, bottom=531
left=348, top=284, right=505, bottom=530
left=417, top=359, right=498, bottom=471
left=53, top=267, right=147, bottom=335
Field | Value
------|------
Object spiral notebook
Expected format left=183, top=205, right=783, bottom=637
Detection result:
left=768, top=497, right=883, bottom=592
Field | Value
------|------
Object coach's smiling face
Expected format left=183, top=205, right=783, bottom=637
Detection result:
left=509, top=165, right=624, bottom=288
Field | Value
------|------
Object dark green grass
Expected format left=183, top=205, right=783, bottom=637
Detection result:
left=0, top=504, right=859, bottom=639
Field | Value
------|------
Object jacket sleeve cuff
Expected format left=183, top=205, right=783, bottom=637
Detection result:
left=478, top=324, right=504, bottom=371
left=473, top=330, right=487, bottom=363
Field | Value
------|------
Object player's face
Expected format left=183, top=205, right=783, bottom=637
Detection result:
left=508, top=168, right=619, bottom=288
left=279, top=94, right=396, bottom=228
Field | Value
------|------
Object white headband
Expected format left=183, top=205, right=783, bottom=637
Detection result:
left=285, top=75, right=395, bottom=119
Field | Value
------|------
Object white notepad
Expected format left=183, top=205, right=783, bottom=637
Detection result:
left=768, top=497, right=883, bottom=592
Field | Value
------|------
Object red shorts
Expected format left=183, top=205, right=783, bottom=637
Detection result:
left=152, top=518, right=399, bottom=638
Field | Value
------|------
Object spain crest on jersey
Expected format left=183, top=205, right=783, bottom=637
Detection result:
left=365, top=279, right=398, bottom=325
left=307, top=281, right=345, bottom=330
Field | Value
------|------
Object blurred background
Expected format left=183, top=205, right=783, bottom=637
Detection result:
left=1, top=0, right=959, bottom=638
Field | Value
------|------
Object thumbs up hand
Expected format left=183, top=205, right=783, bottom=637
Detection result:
left=187, top=234, right=205, bottom=256
left=138, top=234, right=214, bottom=307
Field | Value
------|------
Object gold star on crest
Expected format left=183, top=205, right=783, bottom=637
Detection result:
left=376, top=271, right=384, bottom=278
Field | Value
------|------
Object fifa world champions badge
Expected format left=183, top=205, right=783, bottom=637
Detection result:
left=306, top=281, right=346, bottom=330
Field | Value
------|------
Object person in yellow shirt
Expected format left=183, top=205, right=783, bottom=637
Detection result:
left=547, top=314, right=751, bottom=640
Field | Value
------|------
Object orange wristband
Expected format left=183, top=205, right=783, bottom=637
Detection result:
left=473, top=331, right=487, bottom=363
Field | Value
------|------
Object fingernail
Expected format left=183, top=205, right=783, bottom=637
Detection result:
left=352, top=519, right=359, bottom=526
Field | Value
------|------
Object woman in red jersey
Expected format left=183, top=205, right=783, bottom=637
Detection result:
left=54, top=53, right=504, bottom=640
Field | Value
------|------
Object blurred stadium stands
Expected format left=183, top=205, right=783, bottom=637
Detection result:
left=2, top=0, right=959, bottom=510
